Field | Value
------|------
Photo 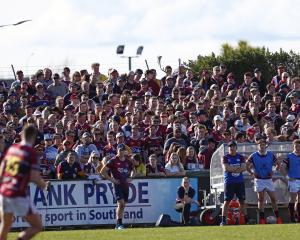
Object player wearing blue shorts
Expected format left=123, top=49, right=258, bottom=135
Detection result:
left=220, top=140, right=247, bottom=226
left=281, top=139, right=300, bottom=223
left=101, top=143, right=135, bottom=230
left=246, top=134, right=282, bottom=224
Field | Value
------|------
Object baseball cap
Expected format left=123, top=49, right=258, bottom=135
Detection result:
left=82, top=132, right=91, bottom=138
left=235, top=119, right=244, bottom=131
left=69, top=82, right=78, bottom=88
left=183, top=79, right=191, bottom=85
left=117, top=143, right=126, bottom=150
left=228, top=140, right=237, bottom=147
left=140, top=78, right=148, bottom=84
left=35, top=82, right=43, bottom=88
left=254, top=68, right=261, bottom=73
left=240, top=113, right=248, bottom=119
left=111, top=115, right=120, bottom=124
left=246, top=128, right=256, bottom=136
left=197, top=110, right=207, bottom=116
left=8, top=92, right=17, bottom=98
left=135, top=69, right=143, bottom=75
left=145, top=91, right=152, bottom=96
left=199, top=139, right=208, bottom=146
left=250, top=87, right=259, bottom=93
left=250, top=82, right=259, bottom=88
left=280, top=83, right=289, bottom=90
left=70, top=94, right=79, bottom=100
left=254, top=133, right=266, bottom=142
left=64, top=104, right=75, bottom=111
left=44, top=133, right=53, bottom=140
left=288, top=92, right=298, bottom=98
left=53, top=73, right=60, bottom=79
left=286, top=114, right=296, bottom=122
left=125, top=111, right=132, bottom=116
left=116, top=132, right=124, bottom=138
left=213, top=115, right=223, bottom=122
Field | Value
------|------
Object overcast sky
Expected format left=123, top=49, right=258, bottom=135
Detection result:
left=0, top=0, right=300, bottom=78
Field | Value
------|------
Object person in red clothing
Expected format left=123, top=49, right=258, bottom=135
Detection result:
left=145, top=70, right=160, bottom=96
left=198, top=137, right=216, bottom=169
left=101, top=144, right=135, bottom=230
left=0, top=125, right=48, bottom=240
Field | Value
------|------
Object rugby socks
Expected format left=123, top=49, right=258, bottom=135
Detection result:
left=297, top=203, right=300, bottom=223
left=244, top=215, right=249, bottom=224
left=274, top=210, right=279, bottom=218
left=288, top=202, right=296, bottom=222
left=259, top=211, right=265, bottom=219
left=117, top=218, right=123, bottom=225
left=221, top=215, right=226, bottom=223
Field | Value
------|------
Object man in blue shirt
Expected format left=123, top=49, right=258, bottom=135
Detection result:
left=281, top=139, right=300, bottom=222
left=220, top=140, right=247, bottom=225
left=246, top=134, right=282, bottom=224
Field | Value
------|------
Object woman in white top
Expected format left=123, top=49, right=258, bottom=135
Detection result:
left=165, top=152, right=186, bottom=176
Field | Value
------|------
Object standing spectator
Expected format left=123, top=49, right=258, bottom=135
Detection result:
left=281, top=139, right=300, bottom=223
left=271, top=64, right=285, bottom=89
left=47, top=73, right=68, bottom=98
left=90, top=62, right=108, bottom=84
left=246, top=134, right=282, bottom=224
left=10, top=70, right=24, bottom=90
left=159, top=76, right=174, bottom=99
left=145, top=70, right=160, bottom=96
left=100, top=144, right=135, bottom=230
left=220, top=141, right=247, bottom=226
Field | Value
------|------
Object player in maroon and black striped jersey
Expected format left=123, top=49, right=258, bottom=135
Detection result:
left=101, top=144, right=135, bottom=230
left=0, top=125, right=48, bottom=240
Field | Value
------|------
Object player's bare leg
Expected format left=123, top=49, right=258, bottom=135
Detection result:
left=239, top=200, right=248, bottom=223
left=221, top=201, right=230, bottom=225
left=257, top=192, right=266, bottom=223
left=0, top=212, right=13, bottom=240
left=116, top=199, right=125, bottom=229
left=18, top=213, right=42, bottom=240
left=289, top=192, right=297, bottom=222
left=267, top=191, right=281, bottom=223
left=296, top=192, right=300, bottom=222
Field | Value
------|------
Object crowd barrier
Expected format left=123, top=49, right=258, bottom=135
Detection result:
left=12, top=177, right=198, bottom=228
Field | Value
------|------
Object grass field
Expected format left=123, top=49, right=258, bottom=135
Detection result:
left=7, top=224, right=300, bottom=240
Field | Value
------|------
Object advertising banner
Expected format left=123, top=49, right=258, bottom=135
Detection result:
left=12, top=178, right=198, bottom=227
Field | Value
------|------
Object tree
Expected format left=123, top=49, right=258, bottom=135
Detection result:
left=187, top=40, right=300, bottom=88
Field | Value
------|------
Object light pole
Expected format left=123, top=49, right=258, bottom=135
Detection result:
left=116, top=45, right=143, bottom=71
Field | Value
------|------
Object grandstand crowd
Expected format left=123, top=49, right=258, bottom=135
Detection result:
left=0, top=62, right=299, bottom=180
